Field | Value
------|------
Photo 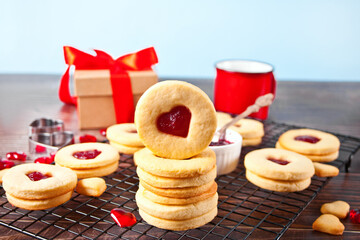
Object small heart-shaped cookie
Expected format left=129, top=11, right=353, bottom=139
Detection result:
left=312, top=214, right=344, bottom=235
left=313, top=162, right=339, bottom=177
left=157, top=106, right=191, bottom=138
left=320, top=200, right=350, bottom=219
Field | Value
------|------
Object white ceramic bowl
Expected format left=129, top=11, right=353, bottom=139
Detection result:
left=209, top=129, right=242, bottom=176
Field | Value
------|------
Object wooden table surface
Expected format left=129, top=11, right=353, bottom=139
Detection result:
left=0, top=74, right=359, bottom=239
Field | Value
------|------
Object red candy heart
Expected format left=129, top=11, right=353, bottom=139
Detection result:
left=110, top=208, right=136, bottom=228
left=156, top=106, right=191, bottom=138
left=294, top=135, right=320, bottom=144
left=0, top=159, right=15, bottom=170
left=6, top=152, right=27, bottom=161
left=79, top=134, right=97, bottom=143
left=34, top=156, right=54, bottom=164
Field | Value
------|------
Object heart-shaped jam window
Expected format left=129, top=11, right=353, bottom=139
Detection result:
left=27, top=171, right=52, bottom=181
left=267, top=157, right=290, bottom=165
left=73, top=149, right=102, bottom=160
left=111, top=208, right=137, bottom=227
left=294, top=135, right=320, bottom=144
left=156, top=106, right=191, bottom=138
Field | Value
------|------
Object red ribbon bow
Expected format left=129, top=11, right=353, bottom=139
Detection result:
left=59, top=46, right=158, bottom=123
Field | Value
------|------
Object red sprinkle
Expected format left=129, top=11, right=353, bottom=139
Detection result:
left=6, top=152, right=27, bottom=161
left=100, top=128, right=107, bottom=137
left=110, top=208, right=136, bottom=228
left=34, top=156, right=54, bottom=164
left=27, top=171, right=51, bottom=181
left=350, top=209, right=360, bottom=224
left=267, top=157, right=290, bottom=165
left=79, top=134, right=97, bottom=143
left=35, top=145, right=47, bottom=153
left=0, top=159, right=15, bottom=170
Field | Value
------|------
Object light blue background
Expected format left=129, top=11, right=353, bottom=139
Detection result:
left=0, top=0, right=359, bottom=81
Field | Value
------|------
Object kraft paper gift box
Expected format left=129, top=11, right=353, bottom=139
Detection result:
left=74, top=69, right=157, bottom=129
left=59, top=46, right=159, bottom=130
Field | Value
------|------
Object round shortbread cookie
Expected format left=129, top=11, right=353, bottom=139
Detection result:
left=106, top=123, right=144, bottom=147
left=140, top=180, right=215, bottom=198
left=56, top=161, right=119, bottom=179
left=244, top=148, right=314, bottom=181
left=55, top=143, right=119, bottom=169
left=136, top=166, right=216, bottom=188
left=134, top=147, right=216, bottom=178
left=216, top=111, right=232, bottom=127
left=135, top=80, right=217, bottom=159
left=275, top=141, right=339, bottom=162
left=2, top=163, right=77, bottom=200
left=139, top=207, right=217, bottom=231
left=242, top=137, right=262, bottom=147
left=136, top=189, right=218, bottom=220
left=139, top=182, right=217, bottom=205
left=6, top=191, right=73, bottom=210
left=246, top=170, right=311, bottom=192
left=278, top=129, right=340, bottom=155
left=230, top=119, right=264, bottom=139
left=109, top=140, right=144, bottom=155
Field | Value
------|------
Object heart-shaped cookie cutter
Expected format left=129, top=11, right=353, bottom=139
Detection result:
left=28, top=118, right=74, bottom=157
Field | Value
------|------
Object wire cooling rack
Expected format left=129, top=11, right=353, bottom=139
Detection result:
left=1, top=121, right=359, bottom=239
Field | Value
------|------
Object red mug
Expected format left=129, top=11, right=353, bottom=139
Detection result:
left=214, top=60, right=276, bottom=120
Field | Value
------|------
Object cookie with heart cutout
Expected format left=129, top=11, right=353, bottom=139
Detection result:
left=134, top=80, right=217, bottom=159
left=244, top=148, right=315, bottom=181
left=278, top=128, right=340, bottom=156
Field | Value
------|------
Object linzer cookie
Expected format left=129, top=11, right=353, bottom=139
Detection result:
left=229, top=118, right=264, bottom=146
left=276, top=129, right=340, bottom=162
left=134, top=80, right=217, bottom=159
left=106, top=123, right=145, bottom=154
left=244, top=148, right=314, bottom=192
left=54, top=142, right=119, bottom=178
left=2, top=163, right=77, bottom=210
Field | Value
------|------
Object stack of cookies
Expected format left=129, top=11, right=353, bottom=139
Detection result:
left=275, top=129, right=340, bottom=162
left=216, top=112, right=264, bottom=146
left=106, top=123, right=145, bottom=154
left=244, top=148, right=315, bottom=192
left=134, top=80, right=218, bottom=231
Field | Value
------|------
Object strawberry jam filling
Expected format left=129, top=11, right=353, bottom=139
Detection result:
left=267, top=157, right=290, bottom=165
left=27, top=171, right=52, bottom=181
left=294, top=135, right=320, bottom=144
left=73, top=149, right=102, bottom=160
left=210, top=139, right=233, bottom=146
left=128, top=129, right=138, bottom=134
left=156, top=105, right=191, bottom=138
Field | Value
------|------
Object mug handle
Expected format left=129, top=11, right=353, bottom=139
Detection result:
left=270, top=72, right=276, bottom=98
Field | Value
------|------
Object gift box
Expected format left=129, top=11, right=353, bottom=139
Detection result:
left=59, top=46, right=158, bottom=129
left=74, top=69, right=157, bottom=129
